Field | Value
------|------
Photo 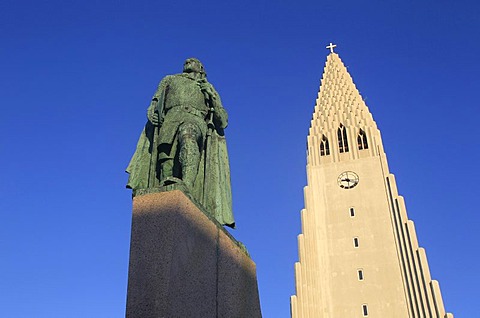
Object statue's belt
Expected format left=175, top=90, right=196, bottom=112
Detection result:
left=167, top=106, right=208, bottom=119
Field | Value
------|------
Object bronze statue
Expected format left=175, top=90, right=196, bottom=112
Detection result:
left=126, top=58, right=234, bottom=228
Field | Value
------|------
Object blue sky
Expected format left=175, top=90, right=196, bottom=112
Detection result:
left=1, top=0, right=479, bottom=317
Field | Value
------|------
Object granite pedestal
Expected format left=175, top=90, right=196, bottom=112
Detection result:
left=125, top=190, right=262, bottom=318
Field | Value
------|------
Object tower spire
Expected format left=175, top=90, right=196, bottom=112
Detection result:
left=309, top=50, right=379, bottom=165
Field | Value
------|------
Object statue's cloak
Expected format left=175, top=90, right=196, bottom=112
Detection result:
left=192, top=126, right=234, bottom=227
left=126, top=78, right=234, bottom=228
left=125, top=120, right=158, bottom=189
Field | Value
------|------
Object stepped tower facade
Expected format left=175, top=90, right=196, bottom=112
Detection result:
left=290, top=47, right=453, bottom=318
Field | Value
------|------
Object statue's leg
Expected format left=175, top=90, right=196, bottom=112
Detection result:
left=178, top=122, right=201, bottom=188
left=158, top=143, right=175, bottom=182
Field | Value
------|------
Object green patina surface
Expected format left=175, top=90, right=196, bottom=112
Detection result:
left=126, top=58, right=235, bottom=228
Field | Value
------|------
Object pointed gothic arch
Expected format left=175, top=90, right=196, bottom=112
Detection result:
left=337, top=124, right=349, bottom=153
left=357, top=129, right=369, bottom=150
left=320, top=135, right=330, bottom=156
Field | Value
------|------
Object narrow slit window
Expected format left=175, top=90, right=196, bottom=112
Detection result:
left=320, top=135, right=330, bottom=156
left=353, top=237, right=359, bottom=248
left=358, top=269, right=364, bottom=280
left=337, top=124, right=349, bottom=153
left=350, top=207, right=355, bottom=217
left=357, top=129, right=369, bottom=150
left=362, top=304, right=369, bottom=316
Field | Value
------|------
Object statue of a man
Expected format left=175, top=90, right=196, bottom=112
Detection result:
left=126, top=58, right=235, bottom=228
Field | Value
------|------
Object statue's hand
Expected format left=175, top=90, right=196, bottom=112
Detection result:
left=148, top=112, right=160, bottom=126
left=198, top=81, right=215, bottom=99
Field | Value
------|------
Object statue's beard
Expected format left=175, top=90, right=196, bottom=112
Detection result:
left=184, top=63, right=202, bottom=74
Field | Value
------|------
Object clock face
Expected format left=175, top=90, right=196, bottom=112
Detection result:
left=337, top=171, right=359, bottom=189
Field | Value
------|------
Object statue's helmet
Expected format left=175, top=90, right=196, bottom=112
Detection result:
left=183, top=58, right=206, bottom=77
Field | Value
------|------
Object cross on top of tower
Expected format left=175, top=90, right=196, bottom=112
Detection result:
left=326, top=42, right=337, bottom=53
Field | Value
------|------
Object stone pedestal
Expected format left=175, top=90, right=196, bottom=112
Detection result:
left=125, top=190, right=262, bottom=318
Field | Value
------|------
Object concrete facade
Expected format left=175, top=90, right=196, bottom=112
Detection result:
left=126, top=190, right=262, bottom=318
left=291, top=52, right=453, bottom=317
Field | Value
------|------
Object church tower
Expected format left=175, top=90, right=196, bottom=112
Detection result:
left=290, top=45, right=453, bottom=318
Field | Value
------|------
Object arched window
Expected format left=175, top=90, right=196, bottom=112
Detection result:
left=337, top=124, right=349, bottom=153
left=320, top=135, right=330, bottom=156
left=357, top=129, right=368, bottom=150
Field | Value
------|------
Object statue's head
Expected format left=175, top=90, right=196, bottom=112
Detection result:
left=183, top=58, right=206, bottom=77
